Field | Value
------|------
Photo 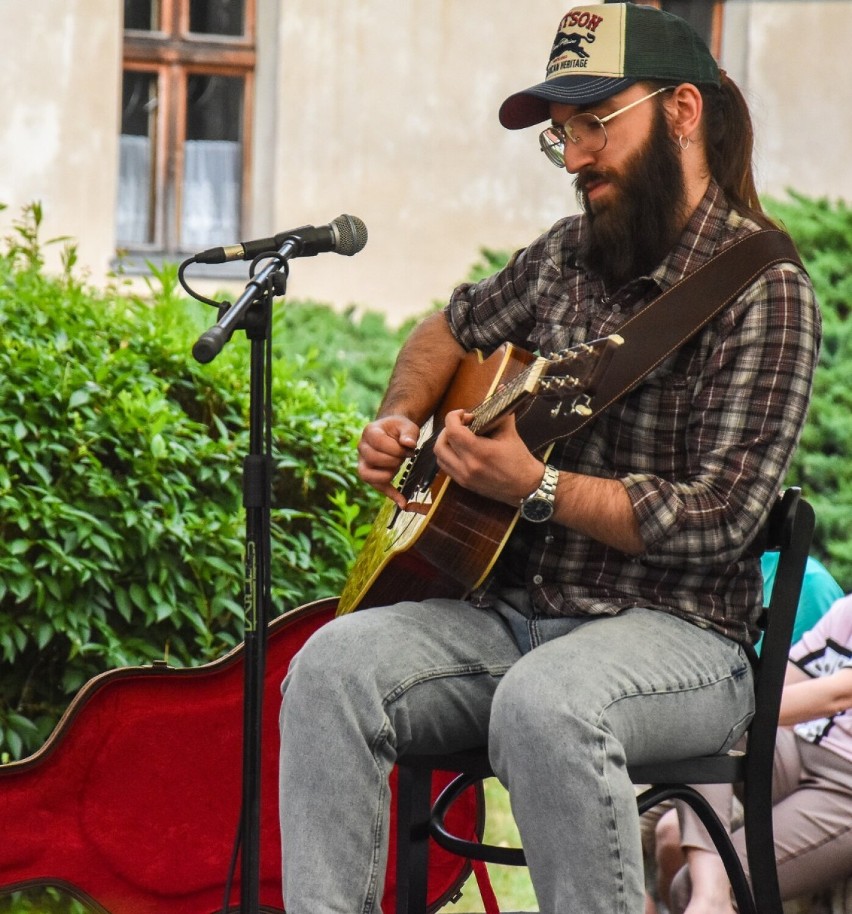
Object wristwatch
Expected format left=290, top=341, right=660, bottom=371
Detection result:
left=520, top=463, right=559, bottom=523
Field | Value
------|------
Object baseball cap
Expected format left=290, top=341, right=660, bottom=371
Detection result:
left=499, top=3, right=721, bottom=130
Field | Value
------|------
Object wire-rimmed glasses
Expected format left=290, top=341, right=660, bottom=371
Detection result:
left=538, top=86, right=674, bottom=167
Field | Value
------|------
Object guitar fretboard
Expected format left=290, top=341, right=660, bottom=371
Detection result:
left=470, top=357, right=548, bottom=435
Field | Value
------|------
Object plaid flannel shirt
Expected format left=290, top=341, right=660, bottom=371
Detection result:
left=445, top=182, right=820, bottom=644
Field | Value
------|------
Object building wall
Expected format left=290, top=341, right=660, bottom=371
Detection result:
left=261, top=0, right=574, bottom=322
left=0, top=1, right=849, bottom=325
left=258, top=0, right=852, bottom=322
left=0, top=0, right=121, bottom=279
left=721, top=1, right=852, bottom=204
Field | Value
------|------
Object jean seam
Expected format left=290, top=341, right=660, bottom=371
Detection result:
left=358, top=664, right=510, bottom=914
left=596, top=665, right=753, bottom=727
left=595, top=667, right=748, bottom=752
left=381, top=662, right=513, bottom=706
left=595, top=667, right=750, bottom=913
left=598, top=728, right=629, bottom=914
left=361, top=720, right=392, bottom=914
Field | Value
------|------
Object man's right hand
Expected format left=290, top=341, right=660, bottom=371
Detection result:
left=357, top=415, right=420, bottom=507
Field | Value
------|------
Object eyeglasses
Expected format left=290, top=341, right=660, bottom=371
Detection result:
left=538, top=86, right=673, bottom=168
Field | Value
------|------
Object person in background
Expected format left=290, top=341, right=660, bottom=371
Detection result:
left=757, top=553, right=844, bottom=652
left=644, top=555, right=843, bottom=914
left=653, top=586, right=852, bottom=914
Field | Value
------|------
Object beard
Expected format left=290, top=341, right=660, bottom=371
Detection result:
left=575, top=104, right=688, bottom=291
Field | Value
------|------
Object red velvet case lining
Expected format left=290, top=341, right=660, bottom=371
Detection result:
left=0, top=599, right=480, bottom=914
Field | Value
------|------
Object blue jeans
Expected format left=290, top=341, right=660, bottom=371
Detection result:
left=279, top=592, right=753, bottom=914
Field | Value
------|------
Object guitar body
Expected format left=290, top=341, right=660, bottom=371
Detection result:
left=0, top=599, right=481, bottom=914
left=339, top=344, right=537, bottom=615
left=338, top=335, right=621, bottom=615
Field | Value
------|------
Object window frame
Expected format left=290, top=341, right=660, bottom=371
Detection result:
left=120, top=0, right=256, bottom=256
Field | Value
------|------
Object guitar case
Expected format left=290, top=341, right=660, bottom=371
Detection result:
left=0, top=598, right=482, bottom=914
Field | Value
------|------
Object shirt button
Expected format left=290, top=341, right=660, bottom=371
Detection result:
left=611, top=303, right=622, bottom=313
left=545, top=535, right=555, bottom=544
left=533, top=574, right=544, bottom=585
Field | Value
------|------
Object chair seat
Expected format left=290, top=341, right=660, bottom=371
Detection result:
left=628, top=750, right=745, bottom=785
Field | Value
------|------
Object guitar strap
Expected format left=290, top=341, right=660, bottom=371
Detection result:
left=514, top=228, right=805, bottom=453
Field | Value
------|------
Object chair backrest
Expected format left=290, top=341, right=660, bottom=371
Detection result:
left=740, top=486, right=814, bottom=898
left=746, top=488, right=815, bottom=779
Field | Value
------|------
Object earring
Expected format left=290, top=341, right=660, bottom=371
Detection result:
left=678, top=134, right=691, bottom=151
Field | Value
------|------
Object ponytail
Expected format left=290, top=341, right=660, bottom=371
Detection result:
left=700, top=72, right=776, bottom=229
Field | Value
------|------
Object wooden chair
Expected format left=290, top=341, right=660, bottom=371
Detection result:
left=394, top=488, right=815, bottom=914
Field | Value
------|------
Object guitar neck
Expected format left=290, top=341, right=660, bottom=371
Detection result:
left=469, top=357, right=548, bottom=435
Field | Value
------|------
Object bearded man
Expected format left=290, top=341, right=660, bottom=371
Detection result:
left=279, top=4, right=821, bottom=912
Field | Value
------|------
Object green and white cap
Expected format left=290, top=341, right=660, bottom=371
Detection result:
left=499, top=3, right=720, bottom=130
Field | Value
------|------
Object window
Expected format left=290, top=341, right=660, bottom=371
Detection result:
left=117, top=0, right=256, bottom=256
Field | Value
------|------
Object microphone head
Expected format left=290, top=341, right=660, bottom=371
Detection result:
left=332, top=214, right=368, bottom=256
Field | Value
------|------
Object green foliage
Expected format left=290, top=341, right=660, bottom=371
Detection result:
left=270, top=301, right=414, bottom=416
left=0, top=204, right=383, bottom=762
left=765, top=193, right=852, bottom=590
left=463, top=246, right=516, bottom=284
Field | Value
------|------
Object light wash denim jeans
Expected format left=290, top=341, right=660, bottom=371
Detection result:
left=279, top=591, right=754, bottom=914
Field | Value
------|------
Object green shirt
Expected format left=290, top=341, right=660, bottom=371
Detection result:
left=756, top=553, right=844, bottom=654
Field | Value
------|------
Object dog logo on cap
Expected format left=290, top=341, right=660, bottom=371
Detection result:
left=549, top=30, right=596, bottom=63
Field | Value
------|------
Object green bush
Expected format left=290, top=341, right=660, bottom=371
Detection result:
left=0, top=204, right=384, bottom=760
left=765, top=193, right=852, bottom=590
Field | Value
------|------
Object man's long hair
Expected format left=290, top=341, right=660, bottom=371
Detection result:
left=699, top=73, right=776, bottom=229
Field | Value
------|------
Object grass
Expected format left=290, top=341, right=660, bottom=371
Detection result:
left=438, top=779, right=538, bottom=913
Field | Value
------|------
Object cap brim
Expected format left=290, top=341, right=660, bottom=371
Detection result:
left=498, top=76, right=637, bottom=129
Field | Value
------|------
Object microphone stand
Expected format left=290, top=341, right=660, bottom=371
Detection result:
left=189, top=241, right=300, bottom=914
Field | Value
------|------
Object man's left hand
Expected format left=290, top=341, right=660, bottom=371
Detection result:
left=434, top=409, right=545, bottom=505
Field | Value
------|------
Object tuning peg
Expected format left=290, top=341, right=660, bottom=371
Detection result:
left=571, top=395, right=593, bottom=417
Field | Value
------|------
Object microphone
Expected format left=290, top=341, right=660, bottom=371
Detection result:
left=193, top=214, right=368, bottom=264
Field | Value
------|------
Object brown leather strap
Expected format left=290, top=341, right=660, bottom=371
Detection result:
left=515, top=229, right=804, bottom=452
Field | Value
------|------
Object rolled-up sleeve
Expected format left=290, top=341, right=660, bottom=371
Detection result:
left=444, top=224, right=573, bottom=354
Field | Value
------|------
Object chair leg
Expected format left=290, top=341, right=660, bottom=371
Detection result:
left=637, top=786, right=757, bottom=914
left=396, top=764, right=434, bottom=914
left=742, top=784, right=783, bottom=914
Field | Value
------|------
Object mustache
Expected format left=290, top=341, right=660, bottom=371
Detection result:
left=573, top=168, right=617, bottom=196
left=574, top=168, right=613, bottom=191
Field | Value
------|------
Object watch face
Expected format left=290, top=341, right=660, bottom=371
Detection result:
left=521, top=497, right=554, bottom=523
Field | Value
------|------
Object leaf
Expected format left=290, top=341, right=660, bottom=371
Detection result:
left=151, top=433, right=167, bottom=459
left=68, top=387, right=91, bottom=408
left=115, top=588, right=133, bottom=623
left=5, top=728, right=22, bottom=759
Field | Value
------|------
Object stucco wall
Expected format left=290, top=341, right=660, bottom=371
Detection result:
left=256, top=0, right=852, bottom=322
left=262, top=0, right=578, bottom=322
left=0, top=0, right=120, bottom=278
left=726, top=0, right=852, bottom=200
left=721, top=1, right=852, bottom=205
left=0, top=2, right=848, bottom=324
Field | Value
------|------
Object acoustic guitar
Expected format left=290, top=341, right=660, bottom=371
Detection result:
left=337, top=335, right=622, bottom=616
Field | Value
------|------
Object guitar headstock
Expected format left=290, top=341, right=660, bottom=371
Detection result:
left=470, top=333, right=623, bottom=436
left=539, top=333, right=624, bottom=401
